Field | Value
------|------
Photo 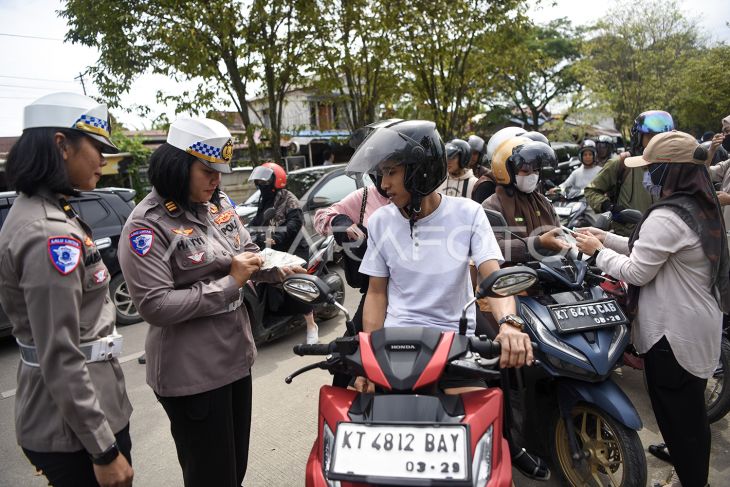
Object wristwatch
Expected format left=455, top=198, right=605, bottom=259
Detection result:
left=497, top=314, right=526, bottom=332
left=91, top=442, right=120, bottom=466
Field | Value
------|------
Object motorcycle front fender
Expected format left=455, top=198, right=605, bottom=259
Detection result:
left=557, top=378, right=643, bottom=431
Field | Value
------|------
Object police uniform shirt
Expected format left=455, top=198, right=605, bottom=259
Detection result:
left=119, top=189, right=279, bottom=397
left=0, top=189, right=132, bottom=455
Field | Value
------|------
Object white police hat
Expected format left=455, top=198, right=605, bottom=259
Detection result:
left=23, top=92, right=119, bottom=154
left=167, top=118, right=234, bottom=173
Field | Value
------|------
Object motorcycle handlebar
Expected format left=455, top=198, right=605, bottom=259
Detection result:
left=469, top=337, right=501, bottom=359
left=293, top=343, right=336, bottom=356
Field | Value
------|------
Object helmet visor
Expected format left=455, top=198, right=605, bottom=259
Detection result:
left=249, top=165, right=274, bottom=183
left=345, top=127, right=422, bottom=178
left=637, top=111, right=674, bottom=134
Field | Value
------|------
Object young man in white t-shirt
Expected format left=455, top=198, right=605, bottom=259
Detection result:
left=345, top=120, right=533, bottom=389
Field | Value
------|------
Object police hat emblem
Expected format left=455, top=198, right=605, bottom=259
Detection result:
left=129, top=228, right=154, bottom=256
left=48, top=236, right=82, bottom=275
left=221, top=139, right=233, bottom=162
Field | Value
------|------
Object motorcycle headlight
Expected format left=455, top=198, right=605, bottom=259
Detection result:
left=471, top=425, right=493, bottom=486
left=322, top=423, right=341, bottom=487
left=608, top=324, right=628, bottom=362
left=521, top=304, right=589, bottom=364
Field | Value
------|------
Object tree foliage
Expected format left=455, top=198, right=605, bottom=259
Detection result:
left=62, top=0, right=272, bottom=164
left=309, top=0, right=400, bottom=131
left=392, top=0, right=527, bottom=139
left=582, top=0, right=700, bottom=135
left=490, top=18, right=584, bottom=130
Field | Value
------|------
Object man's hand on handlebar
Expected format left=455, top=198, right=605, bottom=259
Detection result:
left=494, top=325, right=534, bottom=368
left=353, top=376, right=375, bottom=393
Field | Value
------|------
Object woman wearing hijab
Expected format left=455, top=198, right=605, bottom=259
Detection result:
left=576, top=131, right=730, bottom=487
left=248, top=162, right=320, bottom=344
left=482, top=136, right=569, bottom=263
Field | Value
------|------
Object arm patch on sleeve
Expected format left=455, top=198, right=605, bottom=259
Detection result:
left=129, top=228, right=154, bottom=256
left=47, top=236, right=82, bottom=275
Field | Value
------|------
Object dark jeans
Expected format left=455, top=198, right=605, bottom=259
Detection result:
left=645, top=336, right=710, bottom=487
left=23, top=424, right=132, bottom=487
left=157, top=375, right=252, bottom=487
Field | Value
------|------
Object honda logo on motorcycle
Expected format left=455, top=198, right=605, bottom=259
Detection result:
left=387, top=344, right=420, bottom=352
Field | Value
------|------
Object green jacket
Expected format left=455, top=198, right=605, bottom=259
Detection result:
left=584, top=156, right=655, bottom=237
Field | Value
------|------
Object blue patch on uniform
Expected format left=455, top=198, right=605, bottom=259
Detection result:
left=47, top=236, right=82, bottom=275
left=129, top=228, right=154, bottom=256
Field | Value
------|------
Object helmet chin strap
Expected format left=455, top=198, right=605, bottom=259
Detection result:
left=406, top=193, right=422, bottom=238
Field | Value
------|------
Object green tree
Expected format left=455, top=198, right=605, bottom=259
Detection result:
left=309, top=0, right=401, bottom=131
left=671, top=45, right=730, bottom=133
left=110, top=130, right=151, bottom=201
left=248, top=0, right=318, bottom=162
left=582, top=0, right=700, bottom=136
left=490, top=19, right=584, bottom=130
left=392, top=0, right=527, bottom=139
left=61, top=0, right=263, bottom=163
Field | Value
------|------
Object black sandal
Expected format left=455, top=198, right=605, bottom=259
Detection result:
left=648, top=443, right=672, bottom=464
left=513, top=447, right=551, bottom=481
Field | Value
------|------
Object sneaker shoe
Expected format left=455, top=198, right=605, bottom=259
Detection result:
left=306, top=324, right=319, bottom=345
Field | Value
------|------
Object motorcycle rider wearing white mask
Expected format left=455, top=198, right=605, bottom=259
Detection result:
left=483, top=137, right=570, bottom=263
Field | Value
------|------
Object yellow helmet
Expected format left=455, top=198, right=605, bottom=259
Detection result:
left=491, top=136, right=531, bottom=185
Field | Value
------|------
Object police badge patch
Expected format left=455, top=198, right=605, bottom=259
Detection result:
left=129, top=228, right=154, bottom=256
left=47, top=236, right=82, bottom=275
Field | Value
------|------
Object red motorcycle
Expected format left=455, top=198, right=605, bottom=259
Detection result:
left=283, top=268, right=537, bottom=487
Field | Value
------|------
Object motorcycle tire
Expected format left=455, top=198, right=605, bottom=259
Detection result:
left=706, top=336, right=730, bottom=424
left=550, top=403, right=647, bottom=487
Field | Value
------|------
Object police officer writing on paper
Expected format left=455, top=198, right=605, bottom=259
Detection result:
left=575, top=131, right=730, bottom=487
left=0, top=93, right=133, bottom=487
left=118, top=118, right=303, bottom=487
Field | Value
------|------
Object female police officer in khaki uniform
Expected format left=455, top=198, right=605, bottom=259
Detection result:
left=0, top=93, right=134, bottom=487
left=119, top=118, right=298, bottom=487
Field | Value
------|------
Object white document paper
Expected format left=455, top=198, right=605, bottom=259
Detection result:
left=259, top=248, right=307, bottom=270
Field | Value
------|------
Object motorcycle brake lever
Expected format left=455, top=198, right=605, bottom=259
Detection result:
left=284, top=359, right=331, bottom=384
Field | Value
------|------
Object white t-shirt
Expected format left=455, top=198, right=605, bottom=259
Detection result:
left=559, top=164, right=602, bottom=194
left=360, top=195, right=503, bottom=334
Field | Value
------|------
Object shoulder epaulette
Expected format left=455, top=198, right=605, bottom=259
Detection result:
left=58, top=198, right=77, bottom=218
left=163, top=199, right=183, bottom=217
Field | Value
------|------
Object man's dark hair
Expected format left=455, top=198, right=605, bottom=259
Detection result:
left=322, top=148, right=333, bottom=162
left=148, top=142, right=220, bottom=213
left=701, top=131, right=714, bottom=142
left=6, top=128, right=84, bottom=196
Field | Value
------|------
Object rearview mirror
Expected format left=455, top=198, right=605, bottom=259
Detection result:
left=283, top=274, right=332, bottom=304
left=477, top=267, right=537, bottom=298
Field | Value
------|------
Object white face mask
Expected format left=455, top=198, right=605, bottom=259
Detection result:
left=515, top=174, right=539, bottom=193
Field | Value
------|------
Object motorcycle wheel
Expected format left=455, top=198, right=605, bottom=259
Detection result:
left=706, top=336, right=730, bottom=423
left=550, top=403, right=646, bottom=487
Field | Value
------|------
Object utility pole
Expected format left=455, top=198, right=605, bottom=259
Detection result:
left=75, top=71, right=87, bottom=95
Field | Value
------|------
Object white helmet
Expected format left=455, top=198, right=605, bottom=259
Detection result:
left=167, top=118, right=234, bottom=173
left=23, top=92, right=119, bottom=153
left=486, top=126, right=526, bottom=163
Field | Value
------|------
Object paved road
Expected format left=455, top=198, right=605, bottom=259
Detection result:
left=0, top=270, right=728, bottom=486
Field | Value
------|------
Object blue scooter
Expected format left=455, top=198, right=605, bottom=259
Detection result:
left=484, top=209, right=647, bottom=487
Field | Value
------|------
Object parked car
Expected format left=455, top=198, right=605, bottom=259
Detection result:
left=0, top=188, right=141, bottom=338
left=236, top=163, right=373, bottom=242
